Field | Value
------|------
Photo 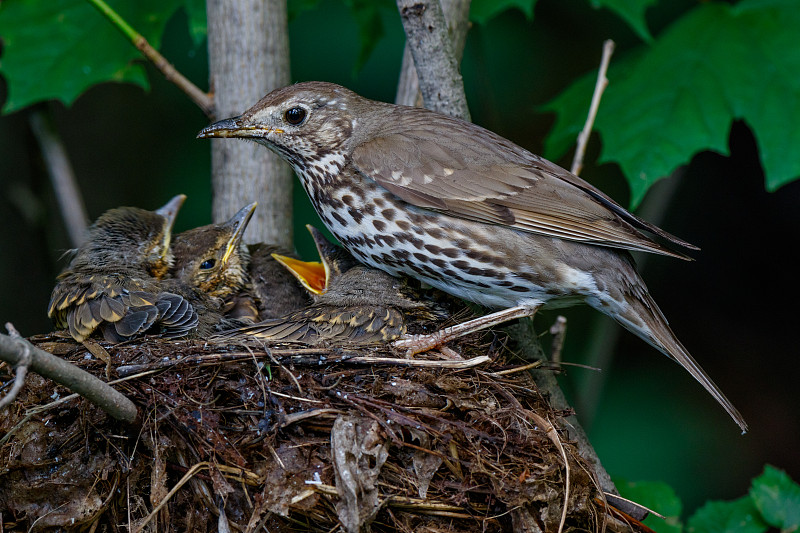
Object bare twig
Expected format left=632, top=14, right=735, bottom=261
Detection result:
left=396, top=0, right=471, bottom=120
left=28, top=109, right=89, bottom=248
left=571, top=39, right=615, bottom=176
left=85, top=0, right=214, bottom=117
left=0, top=325, right=32, bottom=409
left=0, top=328, right=138, bottom=424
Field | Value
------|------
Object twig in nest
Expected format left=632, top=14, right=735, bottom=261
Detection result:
left=133, top=463, right=206, bottom=533
left=571, top=39, right=615, bottom=176
left=345, top=354, right=490, bottom=368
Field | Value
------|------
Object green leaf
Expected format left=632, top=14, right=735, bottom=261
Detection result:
left=0, top=0, right=183, bottom=113
left=543, top=1, right=800, bottom=207
left=616, top=479, right=683, bottom=533
left=470, top=0, right=535, bottom=25
left=183, top=0, right=207, bottom=47
left=589, top=0, right=656, bottom=42
left=749, top=465, right=800, bottom=531
left=688, top=497, right=768, bottom=533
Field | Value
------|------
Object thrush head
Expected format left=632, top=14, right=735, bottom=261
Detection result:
left=170, top=202, right=256, bottom=300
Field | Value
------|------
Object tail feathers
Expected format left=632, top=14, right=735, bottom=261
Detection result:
left=608, top=293, right=748, bottom=434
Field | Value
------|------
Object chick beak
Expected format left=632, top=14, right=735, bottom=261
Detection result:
left=155, top=194, right=187, bottom=252
left=220, top=202, right=257, bottom=265
left=272, top=254, right=327, bottom=295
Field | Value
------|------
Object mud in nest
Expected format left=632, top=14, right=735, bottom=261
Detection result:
left=0, top=330, right=648, bottom=532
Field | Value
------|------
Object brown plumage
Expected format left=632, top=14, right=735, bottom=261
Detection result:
left=48, top=195, right=198, bottom=342
left=198, top=81, right=747, bottom=432
left=220, top=226, right=447, bottom=345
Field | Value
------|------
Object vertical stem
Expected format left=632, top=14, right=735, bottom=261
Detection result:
left=206, top=0, right=293, bottom=247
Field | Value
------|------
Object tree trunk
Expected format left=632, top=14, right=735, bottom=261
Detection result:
left=206, top=0, right=293, bottom=248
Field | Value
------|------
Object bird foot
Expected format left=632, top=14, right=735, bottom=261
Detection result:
left=392, top=304, right=541, bottom=356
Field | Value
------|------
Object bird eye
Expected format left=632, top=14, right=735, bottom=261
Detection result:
left=200, top=259, right=216, bottom=270
left=284, top=106, right=307, bottom=125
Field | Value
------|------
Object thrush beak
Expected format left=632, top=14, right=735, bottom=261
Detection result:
left=155, top=194, right=187, bottom=253
left=197, top=116, right=283, bottom=139
left=220, top=202, right=257, bottom=265
left=272, top=254, right=327, bottom=295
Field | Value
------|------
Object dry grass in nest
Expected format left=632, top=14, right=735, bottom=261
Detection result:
left=0, top=329, right=651, bottom=532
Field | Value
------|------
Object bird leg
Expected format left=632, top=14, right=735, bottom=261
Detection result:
left=393, top=304, right=541, bottom=356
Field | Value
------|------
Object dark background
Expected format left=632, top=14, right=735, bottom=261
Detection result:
left=1, top=0, right=797, bottom=516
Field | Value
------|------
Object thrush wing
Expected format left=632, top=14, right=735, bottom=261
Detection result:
left=351, top=109, right=697, bottom=259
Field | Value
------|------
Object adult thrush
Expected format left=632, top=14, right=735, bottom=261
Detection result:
left=198, top=81, right=747, bottom=431
left=170, top=202, right=258, bottom=324
left=48, top=195, right=198, bottom=342
left=223, top=225, right=448, bottom=344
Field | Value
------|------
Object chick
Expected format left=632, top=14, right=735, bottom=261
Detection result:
left=48, top=195, right=198, bottom=342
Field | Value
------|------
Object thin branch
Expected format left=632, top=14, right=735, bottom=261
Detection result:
left=396, top=0, right=471, bottom=121
left=396, top=0, right=471, bottom=108
left=85, top=0, right=214, bottom=117
left=29, top=109, right=88, bottom=248
left=571, top=39, right=615, bottom=176
left=0, top=327, right=138, bottom=424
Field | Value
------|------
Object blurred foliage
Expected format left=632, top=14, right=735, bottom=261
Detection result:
left=618, top=466, right=800, bottom=533
left=590, top=0, right=657, bottom=42
left=0, top=0, right=184, bottom=112
left=617, top=479, right=683, bottom=533
left=544, top=0, right=800, bottom=206
left=470, top=0, right=535, bottom=24
left=2, top=0, right=799, bottom=206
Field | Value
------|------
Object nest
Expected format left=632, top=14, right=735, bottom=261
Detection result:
left=0, top=328, right=649, bottom=532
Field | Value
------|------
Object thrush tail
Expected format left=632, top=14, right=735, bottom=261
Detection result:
left=605, top=291, right=748, bottom=433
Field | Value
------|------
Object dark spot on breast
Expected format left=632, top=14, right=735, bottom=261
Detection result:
left=451, top=260, right=469, bottom=269
left=396, top=220, right=411, bottom=231
left=375, top=234, right=396, bottom=247
left=332, top=211, right=348, bottom=227
left=510, top=285, right=531, bottom=292
left=413, top=253, right=429, bottom=263
left=374, top=198, right=386, bottom=208
left=441, top=248, right=460, bottom=258
left=431, top=258, right=447, bottom=268
left=347, top=208, right=364, bottom=224
left=342, top=195, right=355, bottom=207
left=372, top=219, right=386, bottom=231
left=363, top=203, right=376, bottom=215
left=381, top=208, right=396, bottom=221
left=426, top=227, right=445, bottom=239
left=392, top=249, right=410, bottom=260
left=424, top=244, right=441, bottom=255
